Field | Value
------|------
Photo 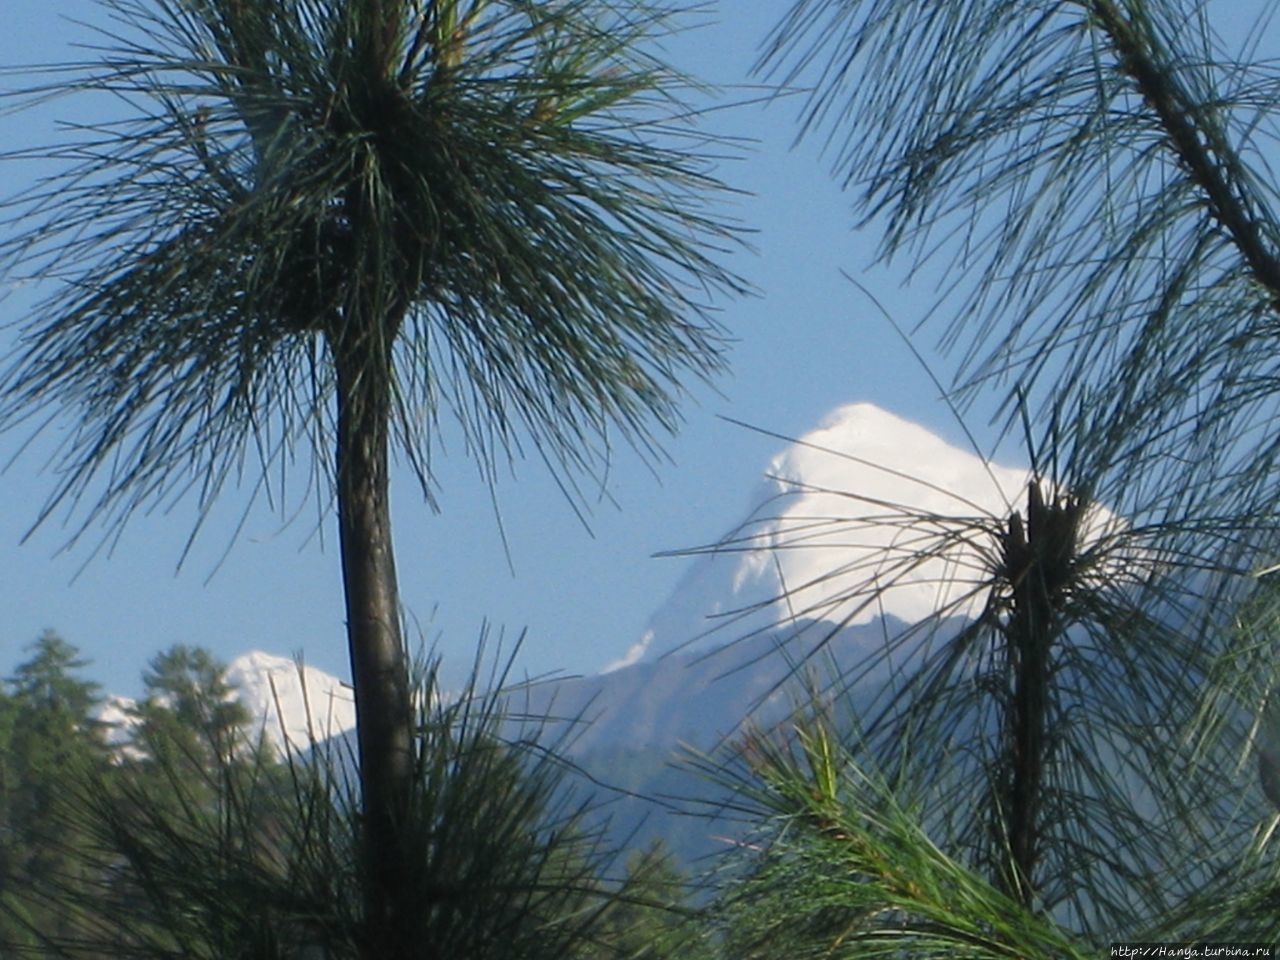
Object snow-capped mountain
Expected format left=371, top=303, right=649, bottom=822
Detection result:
left=612, top=402, right=1031, bottom=670
left=95, top=650, right=356, bottom=757
left=95, top=694, right=146, bottom=760
left=83, top=402, right=1156, bottom=868
left=225, top=650, right=356, bottom=753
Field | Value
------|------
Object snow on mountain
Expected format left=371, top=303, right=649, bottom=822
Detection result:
left=94, top=651, right=355, bottom=758
left=225, top=650, right=356, bottom=754
left=629, top=402, right=1035, bottom=665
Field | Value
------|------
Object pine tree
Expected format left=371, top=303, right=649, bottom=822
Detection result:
left=697, top=1, right=1280, bottom=953
left=0, top=632, right=109, bottom=951
left=130, top=644, right=255, bottom=772
left=0, top=6, right=743, bottom=948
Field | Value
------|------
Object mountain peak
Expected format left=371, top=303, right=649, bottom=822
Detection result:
left=92, top=651, right=356, bottom=758
left=635, top=402, right=1030, bottom=662
left=225, top=651, right=356, bottom=753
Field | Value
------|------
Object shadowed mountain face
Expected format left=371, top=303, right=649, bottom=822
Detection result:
left=521, top=615, right=917, bottom=760
left=519, top=614, right=936, bottom=866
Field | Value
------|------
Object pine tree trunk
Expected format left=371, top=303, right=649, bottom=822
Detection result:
left=1003, top=525, right=1052, bottom=908
left=998, top=481, right=1077, bottom=907
left=334, top=331, right=414, bottom=957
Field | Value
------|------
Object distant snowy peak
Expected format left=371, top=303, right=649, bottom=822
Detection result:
left=749, top=402, right=1033, bottom=624
left=93, top=651, right=356, bottom=758
left=226, top=651, right=356, bottom=753
left=637, top=403, right=1035, bottom=662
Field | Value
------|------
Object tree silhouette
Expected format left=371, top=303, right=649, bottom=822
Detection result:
left=0, top=1, right=742, bottom=952
left=6, top=644, right=642, bottom=960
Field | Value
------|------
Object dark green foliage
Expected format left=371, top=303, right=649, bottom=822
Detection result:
left=130, top=644, right=256, bottom=771
left=582, top=842, right=712, bottom=960
left=710, top=712, right=1098, bottom=960
left=0, top=633, right=109, bottom=952
left=0, top=641, right=682, bottom=960
left=8, top=632, right=102, bottom=720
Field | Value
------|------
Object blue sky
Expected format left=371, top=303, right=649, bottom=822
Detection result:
left=0, top=0, right=1004, bottom=698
